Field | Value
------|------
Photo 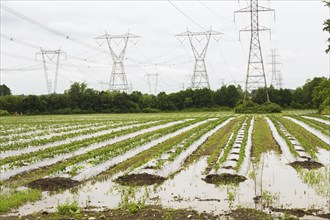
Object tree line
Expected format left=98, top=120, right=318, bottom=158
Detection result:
left=0, top=77, right=328, bottom=114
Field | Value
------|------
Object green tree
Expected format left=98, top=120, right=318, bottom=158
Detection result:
left=65, top=82, right=88, bottom=109
left=0, top=84, right=11, bottom=96
left=324, top=1, right=330, bottom=53
left=0, top=95, right=22, bottom=112
left=312, top=78, right=330, bottom=110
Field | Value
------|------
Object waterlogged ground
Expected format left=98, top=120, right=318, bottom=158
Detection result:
left=0, top=112, right=329, bottom=219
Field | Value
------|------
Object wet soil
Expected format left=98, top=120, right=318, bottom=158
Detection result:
left=2, top=205, right=220, bottom=220
left=203, top=173, right=247, bottom=185
left=290, top=160, right=324, bottom=169
left=26, top=177, right=80, bottom=191
left=271, top=207, right=330, bottom=219
left=115, top=173, right=166, bottom=186
left=228, top=208, right=273, bottom=220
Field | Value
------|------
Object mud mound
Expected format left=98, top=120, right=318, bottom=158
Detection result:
left=27, top=177, right=80, bottom=191
left=203, top=173, right=247, bottom=185
left=290, top=161, right=323, bottom=169
left=115, top=173, right=166, bottom=186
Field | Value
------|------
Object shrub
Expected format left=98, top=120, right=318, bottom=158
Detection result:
left=56, top=201, right=81, bottom=215
left=235, top=101, right=281, bottom=113
left=0, top=110, right=9, bottom=116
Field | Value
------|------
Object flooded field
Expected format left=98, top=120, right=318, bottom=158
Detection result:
left=0, top=112, right=329, bottom=219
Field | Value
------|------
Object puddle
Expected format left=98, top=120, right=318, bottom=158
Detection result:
left=285, top=117, right=330, bottom=144
left=6, top=151, right=330, bottom=217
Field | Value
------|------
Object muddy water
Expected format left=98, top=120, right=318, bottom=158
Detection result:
left=8, top=150, right=330, bottom=216
left=285, top=117, right=330, bottom=145
left=317, top=148, right=330, bottom=168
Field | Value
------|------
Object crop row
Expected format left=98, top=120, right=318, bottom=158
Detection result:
left=117, top=117, right=230, bottom=184
left=1, top=119, right=211, bottom=181
left=289, top=115, right=330, bottom=136
left=0, top=121, right=126, bottom=144
left=57, top=118, right=216, bottom=180
left=0, top=120, right=147, bottom=152
left=214, top=117, right=248, bottom=171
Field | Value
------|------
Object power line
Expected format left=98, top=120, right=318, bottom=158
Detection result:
left=1, top=4, right=107, bottom=53
left=167, top=0, right=207, bottom=31
left=198, top=0, right=233, bottom=23
left=1, top=51, right=35, bottom=61
left=1, top=33, right=107, bottom=65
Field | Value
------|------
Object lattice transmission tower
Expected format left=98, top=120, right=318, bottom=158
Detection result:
left=95, top=31, right=140, bottom=92
left=235, top=0, right=275, bottom=101
left=268, top=49, right=282, bottom=89
left=36, top=48, right=66, bottom=94
left=176, top=28, right=223, bottom=89
left=146, top=73, right=159, bottom=94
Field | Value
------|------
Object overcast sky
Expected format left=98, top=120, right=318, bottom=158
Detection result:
left=1, top=0, right=329, bottom=95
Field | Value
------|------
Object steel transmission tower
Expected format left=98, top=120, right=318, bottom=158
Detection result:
left=268, top=49, right=282, bottom=89
left=36, top=49, right=66, bottom=94
left=176, top=29, right=223, bottom=89
left=95, top=31, right=140, bottom=92
left=235, top=0, right=275, bottom=101
left=146, top=73, right=159, bottom=94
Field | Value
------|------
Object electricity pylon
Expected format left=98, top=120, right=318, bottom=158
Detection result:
left=36, top=48, right=66, bottom=94
left=176, top=28, right=223, bottom=89
left=268, top=49, right=282, bottom=89
left=235, top=0, right=275, bottom=101
left=146, top=73, right=159, bottom=94
left=95, top=31, right=140, bottom=92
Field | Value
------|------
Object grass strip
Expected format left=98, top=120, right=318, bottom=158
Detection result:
left=252, top=116, right=281, bottom=164
left=0, top=189, right=42, bottom=213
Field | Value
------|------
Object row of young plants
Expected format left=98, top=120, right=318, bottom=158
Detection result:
left=251, top=116, right=281, bottom=164
left=0, top=119, right=117, bottom=137
left=0, top=121, right=123, bottom=144
left=203, top=118, right=241, bottom=172
left=270, top=116, right=330, bottom=155
left=289, top=115, right=330, bottom=136
left=151, top=118, right=227, bottom=170
left=213, top=117, right=248, bottom=171
left=304, top=113, right=330, bottom=121
left=48, top=118, right=210, bottom=177
left=0, top=120, right=146, bottom=152
left=235, top=117, right=252, bottom=172
left=122, top=118, right=227, bottom=175
left=0, top=119, right=173, bottom=170
left=267, top=116, right=303, bottom=158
